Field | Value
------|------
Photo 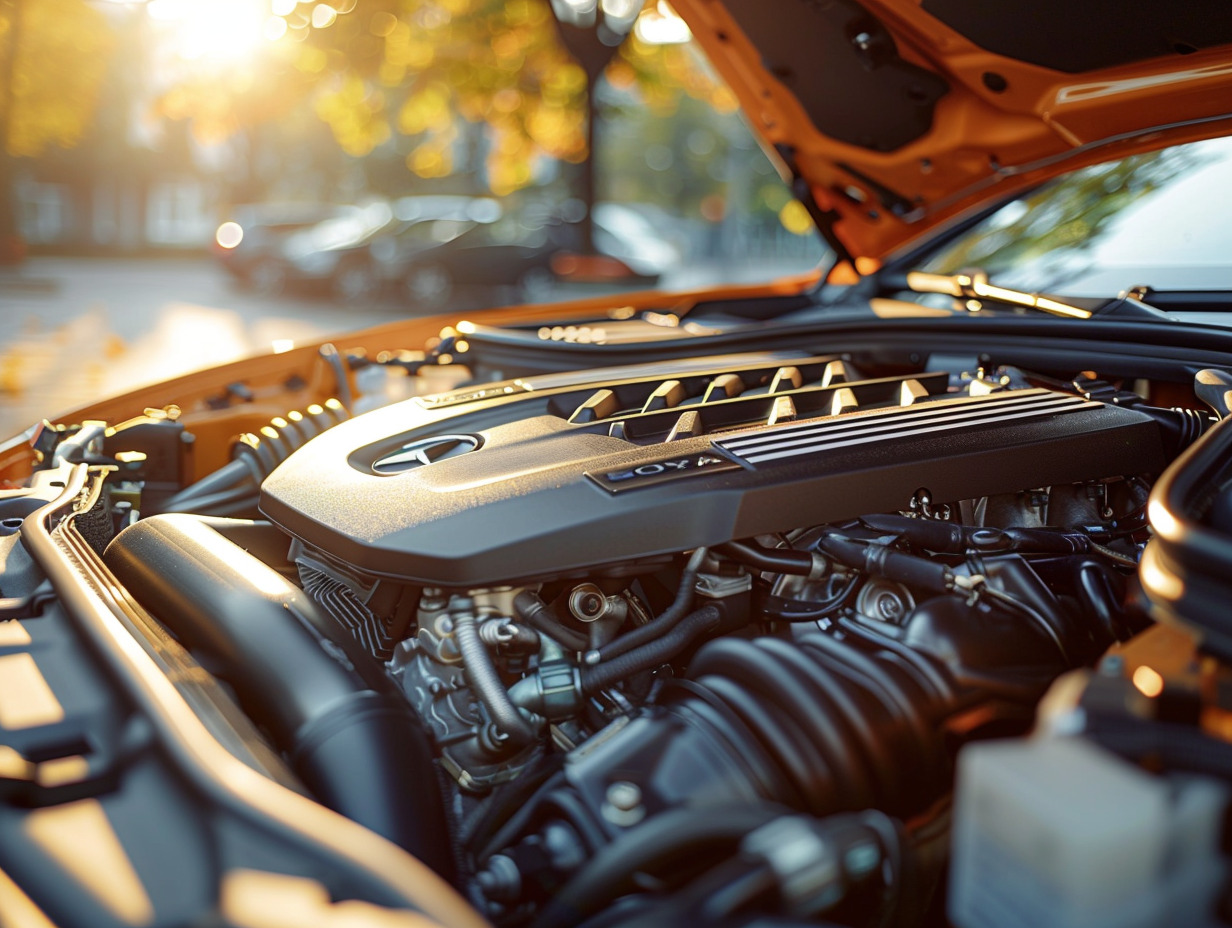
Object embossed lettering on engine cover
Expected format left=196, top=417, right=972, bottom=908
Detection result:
left=587, top=451, right=742, bottom=493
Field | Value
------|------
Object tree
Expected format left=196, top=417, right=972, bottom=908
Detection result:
left=154, top=0, right=589, bottom=203
left=0, top=0, right=114, bottom=262
left=149, top=0, right=769, bottom=247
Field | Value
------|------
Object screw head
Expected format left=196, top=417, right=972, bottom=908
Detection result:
left=606, top=781, right=642, bottom=811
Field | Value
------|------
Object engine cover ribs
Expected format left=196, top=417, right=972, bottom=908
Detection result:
left=259, top=357, right=1165, bottom=586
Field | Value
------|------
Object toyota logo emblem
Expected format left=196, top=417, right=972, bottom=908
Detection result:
left=372, top=434, right=480, bottom=474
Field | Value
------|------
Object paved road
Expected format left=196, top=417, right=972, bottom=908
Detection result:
left=0, top=257, right=405, bottom=440
left=0, top=254, right=815, bottom=439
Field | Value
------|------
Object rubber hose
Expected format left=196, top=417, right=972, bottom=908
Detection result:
left=102, top=514, right=454, bottom=880
left=595, top=547, right=708, bottom=661
left=715, top=540, right=814, bottom=575
left=580, top=604, right=723, bottom=695
left=513, top=591, right=589, bottom=652
left=452, top=598, right=537, bottom=747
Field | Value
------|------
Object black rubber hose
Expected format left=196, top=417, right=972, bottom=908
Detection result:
left=579, top=604, right=723, bottom=695
left=860, top=513, right=1091, bottom=556
left=102, top=514, right=454, bottom=881
left=822, top=536, right=953, bottom=595
left=593, top=547, right=708, bottom=662
left=451, top=597, right=537, bottom=748
left=859, top=514, right=973, bottom=553
left=833, top=617, right=957, bottom=704
left=531, top=804, right=789, bottom=928
left=715, top=540, right=814, bottom=575
left=514, top=591, right=589, bottom=652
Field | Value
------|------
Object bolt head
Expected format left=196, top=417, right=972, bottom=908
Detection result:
left=605, top=780, right=642, bottom=811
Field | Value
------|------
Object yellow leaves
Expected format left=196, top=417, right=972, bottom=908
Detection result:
left=526, top=102, right=585, bottom=161
left=397, top=82, right=452, bottom=134
left=369, top=11, right=399, bottom=36
left=407, top=135, right=453, bottom=177
left=504, top=0, right=548, bottom=26
left=491, top=87, right=523, bottom=114
left=617, top=16, right=739, bottom=116
left=315, top=72, right=389, bottom=156
left=384, top=20, right=434, bottom=69
left=297, top=45, right=329, bottom=73
left=487, top=128, right=535, bottom=195
left=543, top=62, right=587, bottom=101
left=380, top=60, right=407, bottom=86
left=778, top=200, right=814, bottom=236
left=360, top=0, right=587, bottom=191
left=4, top=0, right=116, bottom=157
left=436, top=0, right=481, bottom=17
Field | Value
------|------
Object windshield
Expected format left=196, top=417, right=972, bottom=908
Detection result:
left=921, top=136, right=1232, bottom=297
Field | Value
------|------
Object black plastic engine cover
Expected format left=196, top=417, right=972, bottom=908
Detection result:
left=259, top=359, right=1165, bottom=586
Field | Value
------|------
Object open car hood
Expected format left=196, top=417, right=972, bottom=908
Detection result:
left=670, top=0, right=1232, bottom=263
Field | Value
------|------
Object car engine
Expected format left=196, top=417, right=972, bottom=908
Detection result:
left=9, top=337, right=1232, bottom=928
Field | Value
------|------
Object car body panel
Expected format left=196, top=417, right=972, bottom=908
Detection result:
left=670, top=0, right=1232, bottom=261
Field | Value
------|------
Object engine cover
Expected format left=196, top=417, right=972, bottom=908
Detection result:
left=259, top=356, right=1165, bottom=586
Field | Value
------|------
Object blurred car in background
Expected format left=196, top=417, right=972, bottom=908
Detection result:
left=272, top=196, right=496, bottom=302
left=392, top=202, right=679, bottom=308
left=212, top=203, right=358, bottom=293
left=239, top=196, right=681, bottom=308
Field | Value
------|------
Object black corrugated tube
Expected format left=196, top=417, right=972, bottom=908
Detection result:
left=156, top=399, right=347, bottom=517
left=679, top=632, right=957, bottom=818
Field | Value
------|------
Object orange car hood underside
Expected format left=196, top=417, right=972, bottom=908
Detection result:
left=670, top=0, right=1232, bottom=264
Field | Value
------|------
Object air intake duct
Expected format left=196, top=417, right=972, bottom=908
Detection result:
left=103, top=514, right=454, bottom=881
left=473, top=630, right=964, bottom=906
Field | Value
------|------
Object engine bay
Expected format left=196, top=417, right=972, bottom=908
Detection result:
left=5, top=329, right=1232, bottom=928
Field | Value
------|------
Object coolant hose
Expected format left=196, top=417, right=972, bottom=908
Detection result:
left=715, top=540, right=816, bottom=576
left=513, top=591, right=589, bottom=652
left=451, top=596, right=538, bottom=748
left=102, top=514, right=455, bottom=880
left=579, top=603, right=723, bottom=694
left=593, top=546, right=709, bottom=662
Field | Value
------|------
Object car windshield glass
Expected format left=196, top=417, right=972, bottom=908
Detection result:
left=921, top=136, right=1232, bottom=297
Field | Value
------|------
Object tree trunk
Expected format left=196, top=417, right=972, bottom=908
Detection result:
left=549, top=11, right=629, bottom=257
left=577, top=73, right=597, bottom=255
left=0, top=0, right=25, bottom=264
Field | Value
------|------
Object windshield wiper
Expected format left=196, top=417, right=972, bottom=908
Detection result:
left=895, top=270, right=1094, bottom=319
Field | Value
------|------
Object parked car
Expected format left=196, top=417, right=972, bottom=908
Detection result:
left=264, top=197, right=680, bottom=308
left=263, top=196, right=498, bottom=301
left=8, top=3, right=1232, bottom=928
left=212, top=202, right=358, bottom=293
